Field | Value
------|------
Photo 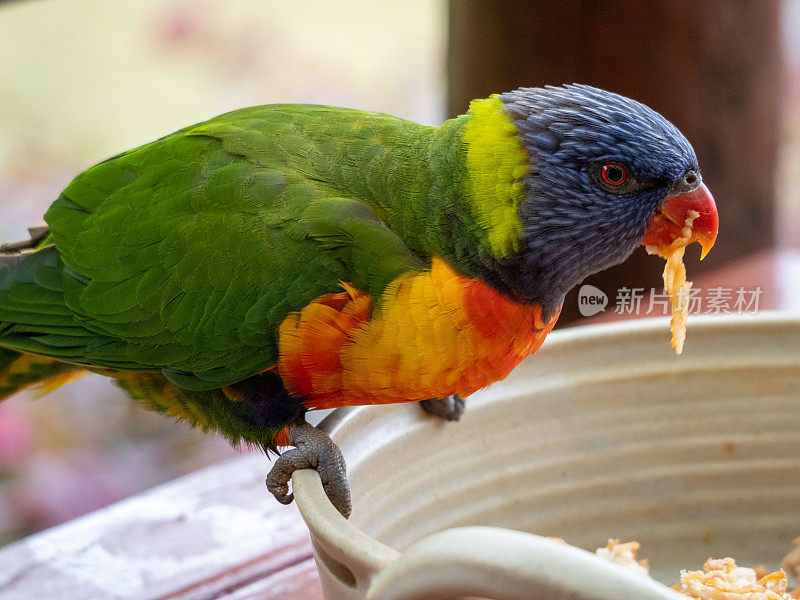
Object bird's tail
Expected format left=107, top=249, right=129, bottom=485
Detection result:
left=0, top=225, right=51, bottom=254
left=0, top=226, right=85, bottom=401
left=0, top=346, right=86, bottom=402
left=0, top=224, right=52, bottom=277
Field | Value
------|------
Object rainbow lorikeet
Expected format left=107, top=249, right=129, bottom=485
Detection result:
left=0, top=85, right=717, bottom=518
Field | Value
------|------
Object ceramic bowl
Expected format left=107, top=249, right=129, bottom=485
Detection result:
left=293, top=314, right=800, bottom=600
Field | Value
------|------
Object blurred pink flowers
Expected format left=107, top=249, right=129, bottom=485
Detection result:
left=0, top=404, right=33, bottom=468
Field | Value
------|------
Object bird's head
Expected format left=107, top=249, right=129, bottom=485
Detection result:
left=489, top=84, right=717, bottom=312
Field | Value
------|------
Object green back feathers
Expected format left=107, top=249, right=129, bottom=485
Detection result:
left=40, top=105, right=435, bottom=388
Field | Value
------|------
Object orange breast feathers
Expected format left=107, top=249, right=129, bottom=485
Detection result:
left=277, top=258, right=560, bottom=410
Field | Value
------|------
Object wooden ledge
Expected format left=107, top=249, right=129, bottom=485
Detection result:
left=0, top=453, right=323, bottom=600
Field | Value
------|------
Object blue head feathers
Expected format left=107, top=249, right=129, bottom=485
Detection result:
left=495, top=84, right=701, bottom=313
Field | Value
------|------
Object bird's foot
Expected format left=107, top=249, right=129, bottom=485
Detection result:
left=266, top=421, right=351, bottom=518
left=420, top=394, right=465, bottom=421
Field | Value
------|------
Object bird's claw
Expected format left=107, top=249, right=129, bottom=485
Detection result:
left=266, top=422, right=351, bottom=518
left=420, top=394, right=465, bottom=421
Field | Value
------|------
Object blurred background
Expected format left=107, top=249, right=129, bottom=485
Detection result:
left=0, top=0, right=797, bottom=546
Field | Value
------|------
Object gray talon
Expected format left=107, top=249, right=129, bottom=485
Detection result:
left=266, top=422, right=351, bottom=518
left=420, top=394, right=465, bottom=421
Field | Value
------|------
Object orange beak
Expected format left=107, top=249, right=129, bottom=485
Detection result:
left=641, top=183, right=718, bottom=259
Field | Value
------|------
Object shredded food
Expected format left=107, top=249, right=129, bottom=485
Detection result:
left=596, top=539, right=650, bottom=577
left=678, top=558, right=792, bottom=600
left=645, top=209, right=700, bottom=355
left=591, top=539, right=799, bottom=600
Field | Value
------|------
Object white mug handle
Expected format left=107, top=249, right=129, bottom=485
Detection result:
left=366, top=526, right=684, bottom=600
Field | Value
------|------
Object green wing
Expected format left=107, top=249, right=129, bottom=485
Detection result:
left=1, top=105, right=425, bottom=389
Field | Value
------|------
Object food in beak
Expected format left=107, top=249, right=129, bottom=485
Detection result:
left=642, top=183, right=718, bottom=355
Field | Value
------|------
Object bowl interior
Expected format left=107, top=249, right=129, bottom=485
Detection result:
left=327, top=315, right=800, bottom=585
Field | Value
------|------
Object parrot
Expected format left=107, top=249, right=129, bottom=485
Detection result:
left=0, top=85, right=718, bottom=518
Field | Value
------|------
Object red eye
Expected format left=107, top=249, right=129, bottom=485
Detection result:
left=601, top=163, right=627, bottom=186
